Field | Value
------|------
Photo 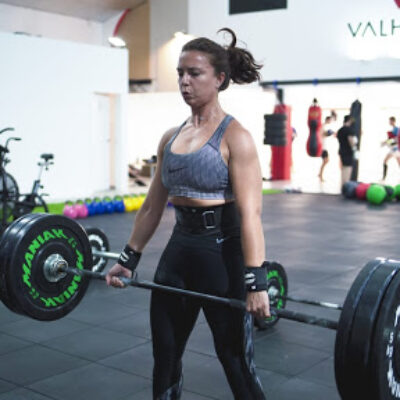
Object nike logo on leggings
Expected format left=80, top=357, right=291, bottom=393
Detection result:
left=216, top=237, right=230, bottom=244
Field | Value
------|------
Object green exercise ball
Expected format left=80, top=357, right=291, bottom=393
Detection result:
left=366, top=184, right=387, bottom=205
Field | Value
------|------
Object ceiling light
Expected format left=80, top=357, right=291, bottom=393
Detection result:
left=173, top=31, right=187, bottom=39
left=108, top=36, right=126, bottom=48
left=108, top=9, right=130, bottom=48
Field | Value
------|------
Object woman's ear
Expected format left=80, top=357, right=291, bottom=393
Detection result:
left=216, top=72, right=226, bottom=89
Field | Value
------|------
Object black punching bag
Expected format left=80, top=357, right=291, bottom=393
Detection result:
left=350, top=100, right=362, bottom=181
left=264, top=113, right=287, bottom=146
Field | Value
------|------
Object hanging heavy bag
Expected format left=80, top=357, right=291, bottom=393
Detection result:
left=306, top=99, right=322, bottom=157
left=264, top=113, right=287, bottom=146
left=350, top=99, right=362, bottom=181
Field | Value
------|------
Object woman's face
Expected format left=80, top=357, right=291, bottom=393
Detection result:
left=177, top=50, right=225, bottom=107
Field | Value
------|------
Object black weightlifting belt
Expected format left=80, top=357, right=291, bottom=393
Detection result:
left=174, top=202, right=239, bottom=234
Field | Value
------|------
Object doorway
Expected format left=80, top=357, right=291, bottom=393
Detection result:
left=91, top=93, right=116, bottom=191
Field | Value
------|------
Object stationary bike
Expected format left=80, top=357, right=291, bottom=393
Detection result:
left=0, top=127, right=54, bottom=230
left=12, top=153, right=54, bottom=219
left=0, top=127, right=21, bottom=227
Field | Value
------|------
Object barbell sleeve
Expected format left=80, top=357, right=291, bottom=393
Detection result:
left=273, top=308, right=338, bottom=330
left=272, top=293, right=343, bottom=310
left=92, top=248, right=119, bottom=261
left=62, top=266, right=339, bottom=331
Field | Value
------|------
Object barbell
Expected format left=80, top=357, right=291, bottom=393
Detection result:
left=0, top=213, right=399, bottom=399
left=85, top=227, right=341, bottom=321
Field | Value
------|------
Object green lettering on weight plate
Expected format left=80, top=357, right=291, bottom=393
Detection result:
left=22, top=229, right=71, bottom=300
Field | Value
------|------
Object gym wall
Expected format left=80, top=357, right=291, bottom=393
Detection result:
left=187, top=0, right=400, bottom=82
left=0, top=32, right=128, bottom=201
left=149, top=0, right=189, bottom=91
left=0, top=3, right=104, bottom=45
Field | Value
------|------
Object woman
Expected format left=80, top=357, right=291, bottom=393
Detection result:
left=106, top=28, right=270, bottom=400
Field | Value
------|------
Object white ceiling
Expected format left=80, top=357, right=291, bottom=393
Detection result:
left=0, top=0, right=147, bottom=22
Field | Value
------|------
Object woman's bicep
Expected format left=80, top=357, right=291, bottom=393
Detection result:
left=228, top=130, right=263, bottom=217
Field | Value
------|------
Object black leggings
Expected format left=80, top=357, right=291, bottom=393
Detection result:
left=150, top=224, right=266, bottom=399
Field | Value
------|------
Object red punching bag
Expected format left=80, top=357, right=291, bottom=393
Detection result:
left=306, top=99, right=322, bottom=157
left=270, top=104, right=292, bottom=180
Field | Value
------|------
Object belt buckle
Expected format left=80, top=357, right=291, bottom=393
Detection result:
left=202, top=210, right=216, bottom=229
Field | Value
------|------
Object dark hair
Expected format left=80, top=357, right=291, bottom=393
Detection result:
left=181, top=27, right=262, bottom=91
left=344, top=115, right=353, bottom=123
left=390, top=116, right=396, bottom=122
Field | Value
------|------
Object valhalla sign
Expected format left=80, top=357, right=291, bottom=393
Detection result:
left=348, top=19, right=400, bottom=37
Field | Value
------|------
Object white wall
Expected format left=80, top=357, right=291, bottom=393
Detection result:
left=127, top=87, right=275, bottom=178
left=0, top=3, right=104, bottom=45
left=150, top=0, right=189, bottom=91
left=0, top=32, right=128, bottom=201
left=188, top=0, right=400, bottom=81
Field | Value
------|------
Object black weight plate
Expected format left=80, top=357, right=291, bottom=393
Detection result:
left=85, top=227, right=110, bottom=272
left=5, top=214, right=92, bottom=321
left=0, top=214, right=64, bottom=316
left=0, top=214, right=35, bottom=313
left=342, top=260, right=400, bottom=399
left=254, top=261, right=288, bottom=330
left=334, top=258, right=386, bottom=399
left=0, top=213, right=45, bottom=315
left=371, top=266, right=400, bottom=399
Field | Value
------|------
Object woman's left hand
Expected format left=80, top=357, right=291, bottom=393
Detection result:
left=246, top=291, right=271, bottom=319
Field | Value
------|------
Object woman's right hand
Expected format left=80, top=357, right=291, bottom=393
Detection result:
left=105, top=263, right=133, bottom=288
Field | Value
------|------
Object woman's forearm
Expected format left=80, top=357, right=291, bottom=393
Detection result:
left=240, top=211, right=265, bottom=267
left=127, top=200, right=166, bottom=252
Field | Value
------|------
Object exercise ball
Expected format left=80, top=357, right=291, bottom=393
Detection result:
left=355, top=183, right=370, bottom=200
left=342, top=181, right=358, bottom=199
left=366, top=184, right=387, bottom=205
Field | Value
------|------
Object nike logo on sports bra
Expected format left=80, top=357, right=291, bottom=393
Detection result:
left=168, top=166, right=187, bottom=173
left=216, top=236, right=230, bottom=244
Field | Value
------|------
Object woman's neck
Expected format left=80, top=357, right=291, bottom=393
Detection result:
left=190, top=101, right=224, bottom=127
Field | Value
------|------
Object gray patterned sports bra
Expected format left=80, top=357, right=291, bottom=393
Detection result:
left=161, top=115, right=234, bottom=200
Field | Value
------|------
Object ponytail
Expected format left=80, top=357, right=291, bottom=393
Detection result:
left=218, top=28, right=262, bottom=88
left=181, top=27, right=263, bottom=91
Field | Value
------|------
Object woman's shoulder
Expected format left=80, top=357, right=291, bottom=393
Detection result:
left=223, top=116, right=257, bottom=156
left=225, top=117, right=253, bottom=143
left=159, top=125, right=181, bottom=146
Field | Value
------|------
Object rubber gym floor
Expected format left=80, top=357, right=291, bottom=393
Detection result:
left=0, top=192, right=397, bottom=400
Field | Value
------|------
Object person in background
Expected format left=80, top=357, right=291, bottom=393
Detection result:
left=337, top=115, right=356, bottom=186
left=381, top=116, right=400, bottom=182
left=318, top=114, right=337, bottom=182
